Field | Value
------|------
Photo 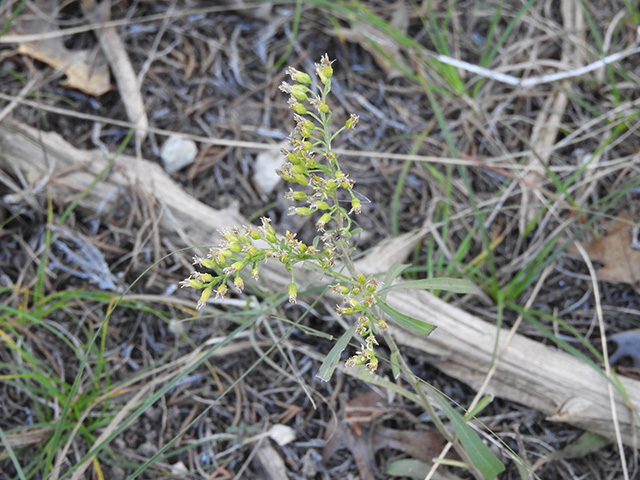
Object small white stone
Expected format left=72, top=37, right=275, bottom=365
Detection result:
left=267, top=424, right=296, bottom=446
left=254, top=141, right=287, bottom=193
left=160, top=135, right=198, bottom=174
left=170, top=461, right=188, bottom=474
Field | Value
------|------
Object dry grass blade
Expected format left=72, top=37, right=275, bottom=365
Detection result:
left=80, top=0, right=149, bottom=144
left=573, top=241, right=630, bottom=479
left=0, top=426, right=53, bottom=453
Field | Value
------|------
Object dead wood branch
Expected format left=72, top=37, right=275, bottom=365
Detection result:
left=1, top=120, right=639, bottom=447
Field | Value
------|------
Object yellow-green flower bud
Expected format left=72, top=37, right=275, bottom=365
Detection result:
left=236, top=234, right=251, bottom=244
left=285, top=150, right=299, bottom=163
left=295, top=207, right=314, bottom=216
left=349, top=299, right=363, bottom=310
left=341, top=178, right=354, bottom=189
left=316, top=57, right=333, bottom=85
left=291, top=164, right=307, bottom=175
left=249, top=229, right=261, bottom=240
left=288, top=283, right=298, bottom=303
left=289, top=283, right=298, bottom=303
left=220, top=249, right=234, bottom=259
left=319, top=65, right=333, bottom=84
left=302, top=141, right=313, bottom=150
left=350, top=197, right=362, bottom=214
left=200, top=273, right=215, bottom=283
left=200, top=258, right=217, bottom=270
left=292, top=102, right=307, bottom=115
left=291, top=84, right=309, bottom=101
left=325, top=180, right=338, bottom=190
left=350, top=287, right=361, bottom=296
left=367, top=356, right=379, bottom=372
left=357, top=274, right=367, bottom=285
left=265, top=228, right=277, bottom=243
left=197, top=285, right=213, bottom=309
left=231, top=260, right=244, bottom=272
left=337, top=307, right=356, bottom=316
left=251, top=266, right=259, bottom=280
left=346, top=114, right=360, bottom=129
left=299, top=127, right=311, bottom=138
left=189, top=278, right=205, bottom=289
left=289, top=154, right=304, bottom=166
left=316, top=201, right=330, bottom=210
left=215, top=284, right=228, bottom=299
left=234, top=276, right=244, bottom=291
left=332, top=284, right=350, bottom=295
left=291, top=191, right=308, bottom=201
left=316, top=55, right=334, bottom=85
left=304, top=157, right=319, bottom=168
left=286, top=67, right=312, bottom=84
left=318, top=102, right=330, bottom=113
left=316, top=212, right=332, bottom=230
left=293, top=174, right=309, bottom=185
left=228, top=241, right=242, bottom=253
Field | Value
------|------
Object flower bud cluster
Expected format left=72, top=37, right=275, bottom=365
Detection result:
left=182, top=55, right=383, bottom=375
left=332, top=274, right=386, bottom=372
left=278, top=54, right=363, bottom=235
left=179, top=217, right=332, bottom=310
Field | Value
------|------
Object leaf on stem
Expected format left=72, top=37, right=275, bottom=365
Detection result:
left=377, top=300, right=436, bottom=336
left=380, top=277, right=476, bottom=294
left=316, top=324, right=357, bottom=382
left=426, top=385, right=506, bottom=479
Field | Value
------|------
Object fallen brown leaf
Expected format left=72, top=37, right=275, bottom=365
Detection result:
left=323, top=390, right=452, bottom=480
left=11, top=7, right=110, bottom=96
left=570, top=212, right=640, bottom=293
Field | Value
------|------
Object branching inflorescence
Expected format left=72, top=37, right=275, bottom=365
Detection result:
left=181, top=54, right=386, bottom=372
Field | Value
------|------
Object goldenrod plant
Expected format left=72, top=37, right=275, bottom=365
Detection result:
left=180, top=56, right=506, bottom=478
left=180, top=54, right=401, bottom=372
left=177, top=54, right=489, bottom=376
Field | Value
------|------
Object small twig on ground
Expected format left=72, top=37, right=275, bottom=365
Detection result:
left=428, top=27, right=640, bottom=88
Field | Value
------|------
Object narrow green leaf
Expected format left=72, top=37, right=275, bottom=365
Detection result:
left=316, top=324, right=357, bottom=382
left=390, top=349, right=400, bottom=379
left=430, top=390, right=505, bottom=479
left=0, top=426, right=27, bottom=480
left=378, top=300, right=437, bottom=336
left=380, top=277, right=476, bottom=294
left=466, top=395, right=494, bottom=420
left=383, top=262, right=410, bottom=290
left=545, top=432, right=610, bottom=461
left=385, top=458, right=429, bottom=478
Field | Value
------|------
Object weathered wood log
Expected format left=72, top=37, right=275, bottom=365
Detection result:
left=1, top=120, right=639, bottom=447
